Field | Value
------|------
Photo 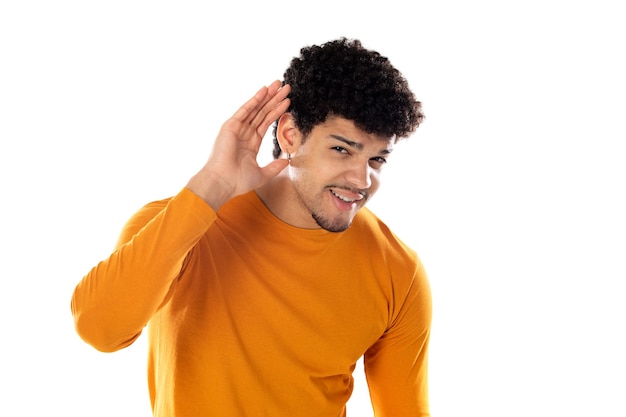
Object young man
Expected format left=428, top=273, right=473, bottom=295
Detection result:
left=71, top=37, right=431, bottom=416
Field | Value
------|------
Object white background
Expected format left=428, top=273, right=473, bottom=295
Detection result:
left=1, top=1, right=625, bottom=416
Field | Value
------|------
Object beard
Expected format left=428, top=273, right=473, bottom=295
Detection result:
left=311, top=211, right=352, bottom=233
left=290, top=176, right=368, bottom=233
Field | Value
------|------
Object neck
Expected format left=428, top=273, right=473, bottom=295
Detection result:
left=255, top=170, right=319, bottom=230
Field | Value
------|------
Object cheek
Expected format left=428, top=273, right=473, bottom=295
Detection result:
left=289, top=162, right=311, bottom=183
left=289, top=163, right=321, bottom=196
left=290, top=155, right=329, bottom=184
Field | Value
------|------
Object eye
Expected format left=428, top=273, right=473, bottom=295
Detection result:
left=368, top=156, right=388, bottom=170
left=331, top=146, right=349, bottom=154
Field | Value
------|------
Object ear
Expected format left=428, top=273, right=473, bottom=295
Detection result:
left=276, top=113, right=302, bottom=156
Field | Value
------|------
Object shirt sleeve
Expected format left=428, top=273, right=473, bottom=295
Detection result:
left=70, top=187, right=217, bottom=352
left=363, top=259, right=432, bottom=417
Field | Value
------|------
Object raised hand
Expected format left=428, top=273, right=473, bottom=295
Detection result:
left=187, top=80, right=291, bottom=210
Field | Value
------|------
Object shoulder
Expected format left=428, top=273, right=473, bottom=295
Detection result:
left=351, top=208, right=428, bottom=287
left=351, top=208, right=430, bottom=321
left=352, top=208, right=418, bottom=261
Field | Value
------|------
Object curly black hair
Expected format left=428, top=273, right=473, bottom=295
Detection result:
left=272, top=37, right=424, bottom=159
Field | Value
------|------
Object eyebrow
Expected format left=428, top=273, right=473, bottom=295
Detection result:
left=329, top=135, right=393, bottom=155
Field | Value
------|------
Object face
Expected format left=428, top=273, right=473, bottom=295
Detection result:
left=284, top=116, right=394, bottom=232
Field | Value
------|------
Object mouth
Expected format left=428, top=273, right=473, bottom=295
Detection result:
left=330, top=190, right=361, bottom=203
left=329, top=188, right=364, bottom=208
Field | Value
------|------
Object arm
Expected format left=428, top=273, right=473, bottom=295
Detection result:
left=364, top=263, right=433, bottom=417
left=70, top=189, right=215, bottom=352
left=71, top=81, right=291, bottom=352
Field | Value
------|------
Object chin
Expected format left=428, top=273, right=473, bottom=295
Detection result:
left=325, top=223, right=351, bottom=233
left=312, top=213, right=352, bottom=233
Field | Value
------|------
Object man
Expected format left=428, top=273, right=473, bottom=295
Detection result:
left=71, top=37, right=431, bottom=416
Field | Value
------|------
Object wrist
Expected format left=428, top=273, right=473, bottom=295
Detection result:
left=186, top=168, right=235, bottom=211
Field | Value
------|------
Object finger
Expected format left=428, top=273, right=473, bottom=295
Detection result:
left=254, top=80, right=286, bottom=116
left=265, top=79, right=283, bottom=97
left=255, top=95, right=290, bottom=137
left=248, top=82, right=288, bottom=125
left=260, top=158, right=289, bottom=181
left=251, top=84, right=291, bottom=135
left=230, top=84, right=272, bottom=123
left=231, top=80, right=286, bottom=125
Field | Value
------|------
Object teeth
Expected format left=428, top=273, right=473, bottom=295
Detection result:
left=331, top=190, right=354, bottom=202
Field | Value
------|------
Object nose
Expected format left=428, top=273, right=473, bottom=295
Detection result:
left=345, top=159, right=372, bottom=190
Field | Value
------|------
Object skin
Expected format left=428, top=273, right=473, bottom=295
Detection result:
left=187, top=81, right=291, bottom=210
left=257, top=113, right=393, bottom=232
left=187, top=80, right=394, bottom=232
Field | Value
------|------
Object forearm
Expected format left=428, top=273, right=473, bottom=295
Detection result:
left=71, top=188, right=217, bottom=352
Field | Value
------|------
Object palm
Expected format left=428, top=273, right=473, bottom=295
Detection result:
left=210, top=117, right=273, bottom=194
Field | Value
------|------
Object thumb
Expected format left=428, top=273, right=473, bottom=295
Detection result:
left=260, top=159, right=289, bottom=182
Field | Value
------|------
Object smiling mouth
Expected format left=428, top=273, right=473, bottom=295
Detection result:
left=330, top=188, right=364, bottom=204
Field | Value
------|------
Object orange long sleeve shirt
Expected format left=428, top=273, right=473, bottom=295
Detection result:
left=71, top=187, right=432, bottom=416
